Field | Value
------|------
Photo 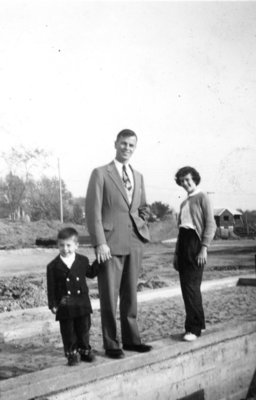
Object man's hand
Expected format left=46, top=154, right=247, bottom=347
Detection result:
left=95, top=244, right=112, bottom=263
left=51, top=307, right=57, bottom=314
left=173, top=254, right=179, bottom=271
left=197, top=246, right=207, bottom=267
left=138, top=204, right=150, bottom=222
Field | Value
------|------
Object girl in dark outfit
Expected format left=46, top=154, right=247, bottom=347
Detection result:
left=174, top=167, right=216, bottom=341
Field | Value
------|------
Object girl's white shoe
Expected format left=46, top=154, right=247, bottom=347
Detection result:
left=183, top=332, right=198, bottom=341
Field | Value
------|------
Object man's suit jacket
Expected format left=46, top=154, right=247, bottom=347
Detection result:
left=86, top=161, right=150, bottom=255
left=46, top=254, right=98, bottom=321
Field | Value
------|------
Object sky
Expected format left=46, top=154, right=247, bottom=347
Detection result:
left=1, top=1, right=256, bottom=212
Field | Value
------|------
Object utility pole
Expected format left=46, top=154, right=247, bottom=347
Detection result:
left=58, top=158, right=63, bottom=223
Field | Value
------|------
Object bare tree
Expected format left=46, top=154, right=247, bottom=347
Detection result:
left=1, top=147, right=49, bottom=180
left=0, top=147, right=49, bottom=220
left=28, top=176, right=73, bottom=221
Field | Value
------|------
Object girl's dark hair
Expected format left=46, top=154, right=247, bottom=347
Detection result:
left=175, top=166, right=201, bottom=186
left=57, top=227, right=79, bottom=240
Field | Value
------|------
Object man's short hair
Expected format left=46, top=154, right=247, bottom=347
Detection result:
left=57, top=227, right=79, bottom=240
left=116, top=129, right=138, bottom=142
left=175, top=166, right=201, bottom=186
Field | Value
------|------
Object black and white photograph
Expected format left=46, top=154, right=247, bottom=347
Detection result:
left=0, top=1, right=256, bottom=399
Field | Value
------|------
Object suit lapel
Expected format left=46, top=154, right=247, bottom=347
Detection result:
left=107, top=162, right=130, bottom=206
left=55, top=256, right=69, bottom=273
left=56, top=255, right=80, bottom=273
left=70, top=254, right=81, bottom=273
left=130, top=168, right=139, bottom=210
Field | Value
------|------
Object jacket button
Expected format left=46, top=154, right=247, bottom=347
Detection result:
left=76, top=277, right=79, bottom=281
left=67, top=291, right=71, bottom=295
left=77, top=290, right=80, bottom=294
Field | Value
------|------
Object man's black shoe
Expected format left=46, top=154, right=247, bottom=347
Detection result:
left=105, top=349, right=125, bottom=359
left=123, top=344, right=152, bottom=353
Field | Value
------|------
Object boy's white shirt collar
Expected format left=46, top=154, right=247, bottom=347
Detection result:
left=60, top=253, right=76, bottom=269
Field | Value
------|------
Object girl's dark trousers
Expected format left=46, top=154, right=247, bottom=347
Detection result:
left=59, top=314, right=91, bottom=357
left=177, top=228, right=205, bottom=336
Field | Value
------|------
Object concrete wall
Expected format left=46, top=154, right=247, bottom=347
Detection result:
left=1, top=320, right=255, bottom=400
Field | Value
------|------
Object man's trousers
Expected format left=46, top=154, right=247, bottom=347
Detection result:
left=97, top=231, right=143, bottom=350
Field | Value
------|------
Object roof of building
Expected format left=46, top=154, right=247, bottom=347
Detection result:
left=214, top=208, right=243, bottom=217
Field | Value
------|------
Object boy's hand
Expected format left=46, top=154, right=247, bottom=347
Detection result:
left=197, top=246, right=207, bottom=267
left=95, top=244, right=112, bottom=263
left=51, top=307, right=57, bottom=314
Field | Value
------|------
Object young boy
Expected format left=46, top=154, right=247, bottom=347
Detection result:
left=47, top=227, right=98, bottom=366
left=174, top=166, right=216, bottom=341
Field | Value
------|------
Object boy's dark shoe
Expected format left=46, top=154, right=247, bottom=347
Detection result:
left=123, top=343, right=152, bottom=353
left=67, top=352, right=79, bottom=366
left=105, top=348, right=125, bottom=359
left=80, top=348, right=95, bottom=362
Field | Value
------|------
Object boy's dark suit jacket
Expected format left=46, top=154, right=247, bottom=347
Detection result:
left=47, top=253, right=98, bottom=321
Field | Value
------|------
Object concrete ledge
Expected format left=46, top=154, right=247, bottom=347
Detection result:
left=0, top=320, right=255, bottom=400
left=0, top=275, right=254, bottom=343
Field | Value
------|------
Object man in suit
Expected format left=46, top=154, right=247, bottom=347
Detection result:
left=86, top=129, right=152, bottom=358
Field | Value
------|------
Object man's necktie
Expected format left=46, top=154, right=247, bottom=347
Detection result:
left=122, top=165, right=132, bottom=191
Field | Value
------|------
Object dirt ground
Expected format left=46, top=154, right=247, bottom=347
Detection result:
left=0, top=215, right=177, bottom=249
left=0, top=239, right=256, bottom=383
left=0, top=240, right=255, bottom=312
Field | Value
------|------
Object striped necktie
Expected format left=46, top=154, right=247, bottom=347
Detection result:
left=122, top=165, right=132, bottom=191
